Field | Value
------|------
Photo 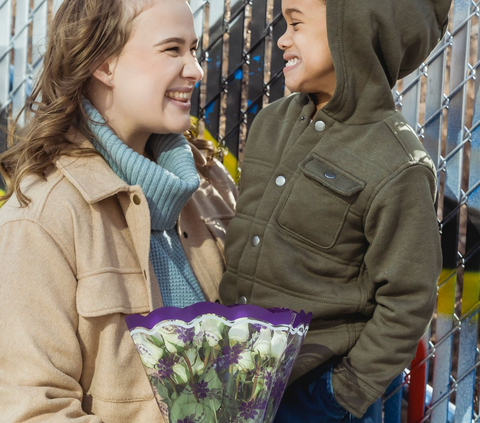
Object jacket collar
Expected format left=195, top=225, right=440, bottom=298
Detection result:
left=55, top=130, right=132, bottom=204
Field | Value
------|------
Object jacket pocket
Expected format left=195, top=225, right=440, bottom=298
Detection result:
left=277, top=154, right=365, bottom=249
left=76, top=269, right=150, bottom=317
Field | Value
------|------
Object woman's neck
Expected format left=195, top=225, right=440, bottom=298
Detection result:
left=86, top=91, right=151, bottom=157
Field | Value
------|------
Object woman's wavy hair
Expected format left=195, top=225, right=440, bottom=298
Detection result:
left=0, top=0, right=151, bottom=206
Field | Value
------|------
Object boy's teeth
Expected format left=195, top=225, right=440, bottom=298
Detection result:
left=285, top=58, right=299, bottom=68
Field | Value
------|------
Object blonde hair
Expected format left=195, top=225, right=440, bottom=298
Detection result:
left=0, top=0, right=152, bottom=206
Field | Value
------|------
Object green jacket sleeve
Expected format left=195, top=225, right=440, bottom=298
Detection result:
left=331, top=163, right=442, bottom=417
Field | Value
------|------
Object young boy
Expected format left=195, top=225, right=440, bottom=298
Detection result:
left=219, top=0, right=452, bottom=421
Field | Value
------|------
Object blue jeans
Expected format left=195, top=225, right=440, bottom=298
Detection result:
left=273, top=362, right=382, bottom=423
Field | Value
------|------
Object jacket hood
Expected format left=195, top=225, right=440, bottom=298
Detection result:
left=322, top=0, right=452, bottom=124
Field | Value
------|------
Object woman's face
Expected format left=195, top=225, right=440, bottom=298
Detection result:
left=97, top=0, right=203, bottom=142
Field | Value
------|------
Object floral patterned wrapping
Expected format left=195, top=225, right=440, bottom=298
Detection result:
left=125, top=302, right=312, bottom=423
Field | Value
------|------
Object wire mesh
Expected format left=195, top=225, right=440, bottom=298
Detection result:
left=1, top=0, right=480, bottom=422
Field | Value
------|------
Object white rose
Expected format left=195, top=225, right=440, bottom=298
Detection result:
left=271, top=331, right=288, bottom=358
left=235, top=350, right=256, bottom=372
left=252, top=328, right=272, bottom=357
left=172, top=363, right=190, bottom=384
left=132, top=333, right=164, bottom=368
left=201, top=318, right=224, bottom=347
left=228, top=321, right=250, bottom=344
left=157, top=326, right=185, bottom=353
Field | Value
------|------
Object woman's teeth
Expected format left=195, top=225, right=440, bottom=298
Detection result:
left=285, top=58, right=299, bottom=68
left=166, top=91, right=191, bottom=101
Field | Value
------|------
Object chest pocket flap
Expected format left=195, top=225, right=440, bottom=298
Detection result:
left=278, top=154, right=365, bottom=249
left=300, top=154, right=365, bottom=196
left=77, top=270, right=151, bottom=317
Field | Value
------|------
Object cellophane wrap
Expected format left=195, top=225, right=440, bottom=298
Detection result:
left=125, top=302, right=312, bottom=423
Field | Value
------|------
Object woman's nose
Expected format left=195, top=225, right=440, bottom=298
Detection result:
left=183, top=55, right=204, bottom=83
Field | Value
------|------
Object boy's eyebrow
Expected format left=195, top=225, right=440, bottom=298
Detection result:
left=284, top=7, right=303, bottom=16
left=154, top=37, right=199, bottom=47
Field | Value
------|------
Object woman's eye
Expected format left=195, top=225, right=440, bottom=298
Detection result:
left=290, top=22, right=300, bottom=29
left=191, top=47, right=199, bottom=56
left=166, top=47, right=180, bottom=53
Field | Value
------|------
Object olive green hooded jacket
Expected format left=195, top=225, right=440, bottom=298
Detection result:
left=220, top=0, right=451, bottom=417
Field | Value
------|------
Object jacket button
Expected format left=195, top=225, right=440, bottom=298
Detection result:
left=238, top=296, right=247, bottom=305
left=252, top=236, right=261, bottom=247
left=133, top=194, right=141, bottom=205
left=315, top=121, right=326, bottom=132
left=324, top=171, right=337, bottom=180
left=275, top=176, right=286, bottom=187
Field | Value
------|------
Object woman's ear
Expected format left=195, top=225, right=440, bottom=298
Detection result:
left=92, top=62, right=115, bottom=87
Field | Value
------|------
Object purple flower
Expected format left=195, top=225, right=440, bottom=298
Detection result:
left=176, top=327, right=195, bottom=344
left=177, top=417, right=195, bottom=423
left=239, top=399, right=259, bottom=420
left=193, top=380, right=210, bottom=399
left=155, top=355, right=177, bottom=379
left=222, top=343, right=243, bottom=366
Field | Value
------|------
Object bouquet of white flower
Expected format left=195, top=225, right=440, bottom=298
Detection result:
left=125, top=302, right=312, bottom=423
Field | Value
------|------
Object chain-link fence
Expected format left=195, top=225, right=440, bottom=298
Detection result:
left=1, top=0, right=480, bottom=422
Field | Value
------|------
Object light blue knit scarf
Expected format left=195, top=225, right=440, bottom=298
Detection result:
left=83, top=99, right=206, bottom=307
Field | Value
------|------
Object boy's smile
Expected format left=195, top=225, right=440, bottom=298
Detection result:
left=278, top=0, right=336, bottom=110
left=283, top=54, right=301, bottom=73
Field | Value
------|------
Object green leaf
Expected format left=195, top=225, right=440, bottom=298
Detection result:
left=202, top=367, right=222, bottom=391
left=170, top=390, right=201, bottom=422
left=148, top=335, right=164, bottom=348
left=152, top=378, right=170, bottom=401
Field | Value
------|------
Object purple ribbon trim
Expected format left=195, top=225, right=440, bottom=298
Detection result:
left=125, top=301, right=312, bottom=331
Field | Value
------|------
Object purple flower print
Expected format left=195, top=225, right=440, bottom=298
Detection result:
left=155, top=355, right=177, bottom=379
left=223, top=343, right=244, bottom=366
left=176, top=327, right=195, bottom=344
left=239, top=399, right=259, bottom=420
left=251, top=323, right=266, bottom=332
left=264, top=370, right=274, bottom=390
left=254, top=398, right=267, bottom=410
left=193, top=380, right=210, bottom=399
left=271, top=376, right=287, bottom=403
left=177, top=417, right=195, bottom=423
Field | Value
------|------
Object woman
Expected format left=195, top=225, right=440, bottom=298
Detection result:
left=0, top=0, right=236, bottom=421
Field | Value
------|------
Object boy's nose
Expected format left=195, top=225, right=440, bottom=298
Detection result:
left=277, top=32, right=291, bottom=51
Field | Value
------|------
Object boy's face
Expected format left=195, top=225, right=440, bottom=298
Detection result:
left=278, top=0, right=336, bottom=108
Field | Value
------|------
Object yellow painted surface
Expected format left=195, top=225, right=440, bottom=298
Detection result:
left=189, top=116, right=240, bottom=183
left=461, top=271, right=480, bottom=317
left=437, top=269, right=457, bottom=316
left=0, top=189, right=4, bottom=208
left=202, top=128, right=240, bottom=183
